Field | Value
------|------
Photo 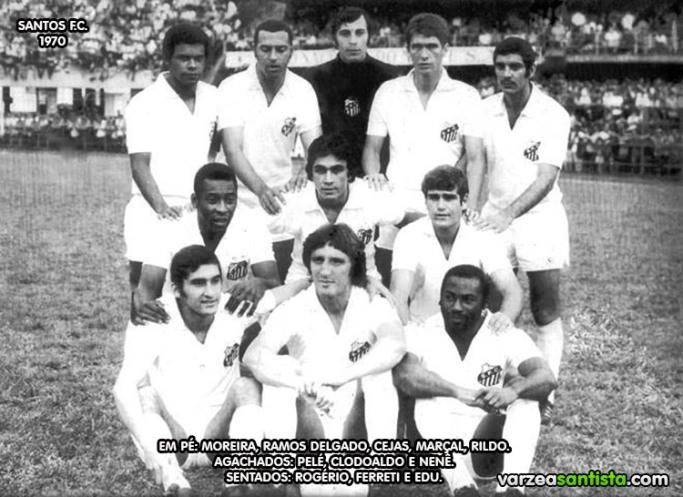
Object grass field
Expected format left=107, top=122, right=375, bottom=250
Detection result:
left=0, top=149, right=681, bottom=497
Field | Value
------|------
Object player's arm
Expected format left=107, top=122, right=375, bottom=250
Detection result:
left=477, top=163, right=559, bottom=233
left=390, top=269, right=415, bottom=325
left=226, top=261, right=281, bottom=314
left=464, top=135, right=486, bottom=214
left=489, top=267, right=523, bottom=323
left=476, top=357, right=557, bottom=410
left=288, top=126, right=322, bottom=191
left=129, top=153, right=183, bottom=219
left=322, top=319, right=406, bottom=387
left=362, top=134, right=388, bottom=190
left=393, top=352, right=481, bottom=405
left=221, top=126, right=284, bottom=214
left=242, top=322, right=302, bottom=389
left=133, top=264, right=169, bottom=324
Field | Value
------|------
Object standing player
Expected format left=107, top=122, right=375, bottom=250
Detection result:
left=268, top=133, right=416, bottom=284
left=391, top=166, right=522, bottom=325
left=474, top=37, right=571, bottom=423
left=394, top=265, right=556, bottom=497
left=243, top=225, right=405, bottom=450
left=133, top=163, right=280, bottom=323
left=124, top=23, right=218, bottom=291
left=217, top=19, right=322, bottom=281
left=114, top=245, right=265, bottom=497
left=302, top=7, right=400, bottom=178
left=362, top=13, right=486, bottom=283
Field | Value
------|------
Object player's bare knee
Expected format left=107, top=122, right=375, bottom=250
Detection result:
left=232, top=376, right=262, bottom=406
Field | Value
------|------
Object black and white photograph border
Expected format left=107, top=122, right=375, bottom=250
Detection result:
left=0, top=0, right=681, bottom=496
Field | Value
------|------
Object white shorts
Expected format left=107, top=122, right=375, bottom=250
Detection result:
left=481, top=202, right=569, bottom=272
left=123, top=194, right=188, bottom=261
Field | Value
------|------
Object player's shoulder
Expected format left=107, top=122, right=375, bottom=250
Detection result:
left=367, top=55, right=401, bottom=78
left=285, top=69, right=316, bottom=92
left=531, top=86, right=570, bottom=120
left=397, top=216, right=430, bottom=239
left=230, top=204, right=270, bottom=234
left=271, top=284, right=317, bottom=319
left=446, top=77, right=481, bottom=99
left=481, top=91, right=505, bottom=111
left=462, top=222, right=501, bottom=244
left=197, top=80, right=219, bottom=99
left=217, top=66, right=252, bottom=91
left=376, top=73, right=408, bottom=95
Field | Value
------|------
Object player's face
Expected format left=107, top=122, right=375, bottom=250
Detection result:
left=255, top=30, right=292, bottom=80
left=408, top=34, right=446, bottom=76
left=425, top=189, right=463, bottom=229
left=168, top=43, right=206, bottom=87
left=310, top=244, right=353, bottom=300
left=312, top=154, right=349, bottom=204
left=494, top=53, right=533, bottom=96
left=440, top=275, right=485, bottom=333
left=176, top=263, right=222, bottom=316
left=194, top=179, right=237, bottom=232
left=336, top=16, right=369, bottom=63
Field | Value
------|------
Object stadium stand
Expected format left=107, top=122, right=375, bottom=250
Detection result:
left=0, top=0, right=681, bottom=174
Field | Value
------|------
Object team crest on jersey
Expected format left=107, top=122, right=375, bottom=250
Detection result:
left=356, top=228, right=373, bottom=246
left=348, top=340, right=372, bottom=363
left=440, top=123, right=459, bottom=143
left=477, top=363, right=503, bottom=387
left=523, top=141, right=541, bottom=161
left=281, top=117, right=297, bottom=137
left=344, top=97, right=360, bottom=117
left=226, top=259, right=249, bottom=280
left=223, top=343, right=239, bottom=368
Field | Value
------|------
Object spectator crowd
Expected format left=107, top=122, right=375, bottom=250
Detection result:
left=1, top=0, right=682, bottom=80
left=2, top=74, right=680, bottom=175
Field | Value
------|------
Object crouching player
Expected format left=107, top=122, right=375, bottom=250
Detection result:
left=393, top=265, right=556, bottom=497
left=114, top=245, right=264, bottom=496
left=244, top=224, right=406, bottom=497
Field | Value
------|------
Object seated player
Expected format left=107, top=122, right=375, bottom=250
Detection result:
left=243, top=224, right=405, bottom=495
left=133, top=162, right=280, bottom=323
left=391, top=165, right=522, bottom=325
left=393, top=265, right=556, bottom=497
left=113, top=245, right=265, bottom=497
left=268, top=133, right=419, bottom=284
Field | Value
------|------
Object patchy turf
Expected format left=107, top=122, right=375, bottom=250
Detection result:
left=0, top=150, right=680, bottom=496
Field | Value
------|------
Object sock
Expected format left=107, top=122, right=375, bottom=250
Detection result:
left=536, top=318, right=563, bottom=403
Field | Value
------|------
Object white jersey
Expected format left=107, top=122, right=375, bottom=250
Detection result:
left=258, top=286, right=400, bottom=377
left=217, top=65, right=321, bottom=209
left=268, top=181, right=405, bottom=282
left=392, top=218, right=511, bottom=322
left=142, top=208, right=274, bottom=294
left=121, top=294, right=246, bottom=419
left=407, top=312, right=542, bottom=418
left=125, top=75, right=218, bottom=198
left=481, top=85, right=570, bottom=213
left=367, top=70, right=483, bottom=211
